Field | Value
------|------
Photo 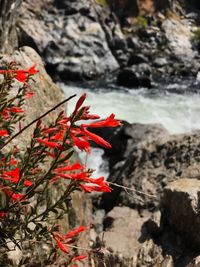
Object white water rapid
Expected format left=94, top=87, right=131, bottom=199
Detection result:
left=61, top=81, right=200, bottom=177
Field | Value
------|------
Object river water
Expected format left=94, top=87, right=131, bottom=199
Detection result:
left=60, top=79, right=200, bottom=177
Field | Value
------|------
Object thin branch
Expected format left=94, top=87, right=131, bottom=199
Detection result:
left=108, top=181, right=156, bottom=198
left=0, top=94, right=76, bottom=150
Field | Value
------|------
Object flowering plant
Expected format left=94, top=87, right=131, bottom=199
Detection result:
left=0, top=63, right=121, bottom=266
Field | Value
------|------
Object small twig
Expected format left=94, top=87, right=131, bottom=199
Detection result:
left=108, top=181, right=156, bottom=198
left=0, top=94, right=76, bottom=150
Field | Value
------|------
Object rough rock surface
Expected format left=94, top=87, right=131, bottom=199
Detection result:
left=18, top=0, right=120, bottom=81
left=163, top=178, right=200, bottom=250
left=0, top=0, right=23, bottom=52
left=98, top=124, right=200, bottom=212
left=17, top=0, right=200, bottom=85
left=91, top=123, right=200, bottom=266
left=0, top=46, right=64, bottom=147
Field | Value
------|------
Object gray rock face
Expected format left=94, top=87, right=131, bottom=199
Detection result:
left=163, top=178, right=200, bottom=250
left=19, top=0, right=120, bottom=82
left=99, top=124, right=200, bottom=212
left=18, top=0, right=200, bottom=85
left=92, top=123, right=200, bottom=266
left=0, top=0, right=23, bottom=52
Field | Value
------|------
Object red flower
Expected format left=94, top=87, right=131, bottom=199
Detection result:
left=50, top=131, right=64, bottom=141
left=81, top=128, right=111, bottom=149
left=71, top=255, right=87, bottom=262
left=15, top=71, right=27, bottom=83
left=82, top=113, right=122, bottom=128
left=51, top=172, right=88, bottom=182
left=27, top=64, right=38, bottom=75
left=73, top=93, right=86, bottom=115
left=0, top=64, right=38, bottom=83
left=0, top=130, right=9, bottom=137
left=63, top=226, right=87, bottom=239
left=54, top=163, right=84, bottom=173
left=54, top=237, right=70, bottom=254
left=80, top=183, right=111, bottom=193
left=79, top=105, right=100, bottom=120
left=42, top=127, right=58, bottom=135
left=36, top=138, right=63, bottom=150
left=2, top=167, right=32, bottom=187
left=9, top=158, right=17, bottom=165
left=25, top=91, right=35, bottom=99
left=10, top=106, right=24, bottom=113
left=3, top=168, right=20, bottom=183
left=2, top=109, right=10, bottom=120
left=4, top=190, right=25, bottom=202
left=72, top=136, right=91, bottom=153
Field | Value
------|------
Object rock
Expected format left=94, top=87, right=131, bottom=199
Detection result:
left=19, top=0, right=120, bottom=82
left=128, top=53, right=149, bottom=65
left=103, top=207, right=147, bottom=259
left=153, top=57, right=168, bottom=67
left=186, top=256, right=200, bottom=267
left=95, top=206, right=167, bottom=266
left=0, top=46, right=64, bottom=148
left=163, top=178, right=200, bottom=250
left=117, top=66, right=152, bottom=88
left=162, top=19, right=196, bottom=62
left=90, top=122, right=169, bottom=168
left=127, top=36, right=141, bottom=49
left=53, top=0, right=91, bottom=15
left=99, top=125, right=200, bottom=212
left=136, top=240, right=172, bottom=267
left=0, top=0, right=22, bottom=53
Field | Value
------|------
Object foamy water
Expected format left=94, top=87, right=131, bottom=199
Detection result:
left=60, top=81, right=200, bottom=177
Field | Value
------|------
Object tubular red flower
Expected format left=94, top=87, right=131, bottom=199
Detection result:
left=2, top=167, right=32, bottom=187
left=10, top=107, right=24, bottom=113
left=2, top=109, right=10, bottom=120
left=63, top=226, right=87, bottom=239
left=0, top=64, right=38, bottom=82
left=3, top=168, right=20, bottom=182
left=27, top=64, right=38, bottom=75
left=4, top=190, right=25, bottom=202
left=54, top=163, right=84, bottom=173
left=15, top=71, right=27, bottom=83
left=72, top=136, right=91, bottom=153
left=50, top=131, right=64, bottom=141
left=41, top=127, right=58, bottom=135
left=54, top=237, right=70, bottom=254
left=0, top=130, right=9, bottom=137
left=25, top=91, right=35, bottom=99
left=52, top=172, right=88, bottom=182
left=71, top=255, right=87, bottom=262
left=80, top=106, right=100, bottom=120
left=73, top=93, right=87, bottom=115
left=36, top=138, right=63, bottom=150
left=82, top=113, right=122, bottom=128
left=80, top=183, right=111, bottom=193
left=81, top=128, right=111, bottom=149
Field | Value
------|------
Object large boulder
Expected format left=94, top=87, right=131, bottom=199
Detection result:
left=0, top=46, right=93, bottom=266
left=98, top=124, right=200, bottom=212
